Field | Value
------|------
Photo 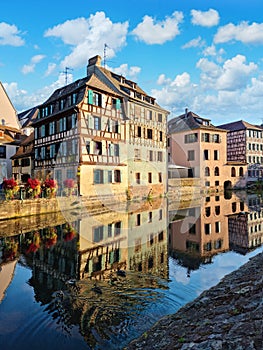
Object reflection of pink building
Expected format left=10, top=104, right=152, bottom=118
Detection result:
left=168, top=110, right=247, bottom=191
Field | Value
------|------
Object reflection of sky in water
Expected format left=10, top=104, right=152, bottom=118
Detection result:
left=168, top=245, right=263, bottom=306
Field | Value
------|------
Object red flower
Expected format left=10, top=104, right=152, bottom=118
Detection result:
left=64, top=231, right=75, bottom=242
left=27, top=178, right=41, bottom=190
left=63, top=178, right=75, bottom=188
left=44, top=179, right=57, bottom=189
left=3, top=178, right=18, bottom=190
left=26, top=243, right=40, bottom=254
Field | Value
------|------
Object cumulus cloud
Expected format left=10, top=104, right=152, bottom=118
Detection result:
left=214, top=21, right=263, bottom=44
left=191, top=9, right=219, bottom=27
left=182, top=36, right=205, bottom=49
left=44, top=63, right=57, bottom=77
left=110, top=63, right=141, bottom=79
left=132, top=11, right=183, bottom=44
left=151, top=52, right=262, bottom=125
left=22, top=54, right=45, bottom=74
left=44, top=12, right=128, bottom=69
left=0, top=22, right=25, bottom=46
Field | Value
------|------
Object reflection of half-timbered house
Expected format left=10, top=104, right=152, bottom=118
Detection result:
left=32, top=55, right=169, bottom=199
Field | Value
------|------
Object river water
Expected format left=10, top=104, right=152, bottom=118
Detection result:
left=0, top=190, right=262, bottom=350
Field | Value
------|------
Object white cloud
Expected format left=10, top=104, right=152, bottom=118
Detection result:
left=214, top=21, right=263, bottom=44
left=45, top=63, right=57, bottom=77
left=44, top=12, right=128, bottom=70
left=152, top=53, right=262, bottom=125
left=191, top=9, right=219, bottom=27
left=217, top=55, right=257, bottom=90
left=182, top=36, right=205, bottom=49
left=196, top=55, right=257, bottom=91
left=109, top=63, right=141, bottom=79
left=0, top=22, right=25, bottom=46
left=132, top=11, right=183, bottom=44
left=21, top=54, right=45, bottom=74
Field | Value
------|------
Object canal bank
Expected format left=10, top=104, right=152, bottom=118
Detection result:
left=126, top=251, right=263, bottom=350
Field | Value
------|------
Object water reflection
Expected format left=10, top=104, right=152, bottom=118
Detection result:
left=0, top=192, right=263, bottom=349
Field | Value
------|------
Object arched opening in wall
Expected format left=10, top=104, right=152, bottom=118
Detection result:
left=205, top=167, right=210, bottom=176
left=224, top=181, right=232, bottom=199
left=231, top=167, right=236, bottom=177
left=214, top=167, right=220, bottom=176
left=239, top=167, right=244, bottom=177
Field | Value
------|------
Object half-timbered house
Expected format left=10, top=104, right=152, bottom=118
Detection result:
left=32, top=55, right=168, bottom=200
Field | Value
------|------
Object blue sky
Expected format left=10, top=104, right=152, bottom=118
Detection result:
left=1, top=0, right=263, bottom=126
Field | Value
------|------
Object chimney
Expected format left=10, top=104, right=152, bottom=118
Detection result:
left=87, top=55, right=102, bottom=75
left=184, top=108, right=188, bottom=118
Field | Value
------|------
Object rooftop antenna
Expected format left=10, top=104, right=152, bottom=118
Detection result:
left=103, top=43, right=109, bottom=68
left=62, top=67, right=73, bottom=85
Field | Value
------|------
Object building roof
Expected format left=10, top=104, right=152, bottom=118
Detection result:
left=10, top=132, right=34, bottom=159
left=168, top=110, right=227, bottom=134
left=18, top=107, right=39, bottom=128
left=217, top=120, right=263, bottom=132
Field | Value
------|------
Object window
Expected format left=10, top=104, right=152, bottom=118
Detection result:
left=134, top=148, right=141, bottom=160
left=49, top=121, right=55, bottom=135
left=188, top=150, right=195, bottom=161
left=215, top=180, right=219, bottom=186
left=40, top=125, right=46, bottom=137
left=204, top=150, right=209, bottom=160
left=149, top=233, right=154, bottom=245
left=114, top=221, right=121, bottom=236
left=205, top=207, right=211, bottom=217
left=108, top=170, right=112, bottom=183
left=157, top=151, right=163, bottom=162
left=185, top=133, right=198, bottom=143
left=93, top=226, right=103, bottom=242
left=86, top=141, right=90, bottom=154
left=135, top=238, right=141, bottom=253
left=137, top=126, right=142, bottom=137
left=205, top=167, right=210, bottom=176
left=231, top=167, right=236, bottom=177
left=148, top=211, right=152, bottom=222
left=93, top=92, right=102, bottom=107
left=215, top=221, right=220, bottom=233
left=21, top=158, right=30, bottom=167
left=205, top=181, right=210, bottom=187
left=108, top=224, right=112, bottom=237
left=94, top=169, right=104, bottom=184
left=112, top=98, right=121, bottom=110
left=147, top=110, right=153, bottom=120
left=135, top=173, right=140, bottom=184
left=94, top=117, right=101, bottom=130
left=215, top=206, right=220, bottom=215
left=149, top=150, right=154, bottom=161
left=94, top=141, right=102, bottom=155
left=232, top=202, right=237, bottom=213
left=214, top=167, right=220, bottom=176
left=59, top=117, right=67, bottom=132
left=159, top=131, right=163, bottom=142
left=214, top=150, right=219, bottom=160
left=158, top=113, right=162, bottom=122
left=147, top=129, right=153, bottom=139
left=204, top=223, right=211, bottom=235
left=159, top=209, right=163, bottom=220
left=239, top=167, right=244, bottom=177
left=136, top=214, right=141, bottom=226
left=148, top=172, right=152, bottom=183
left=158, top=231, right=164, bottom=242
left=114, top=170, right=121, bottom=183
left=113, top=121, right=119, bottom=133
left=158, top=172, right=162, bottom=183
left=0, top=145, right=6, bottom=158
left=202, top=133, right=210, bottom=142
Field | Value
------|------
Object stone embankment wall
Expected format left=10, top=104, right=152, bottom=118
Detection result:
left=127, top=252, right=263, bottom=350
